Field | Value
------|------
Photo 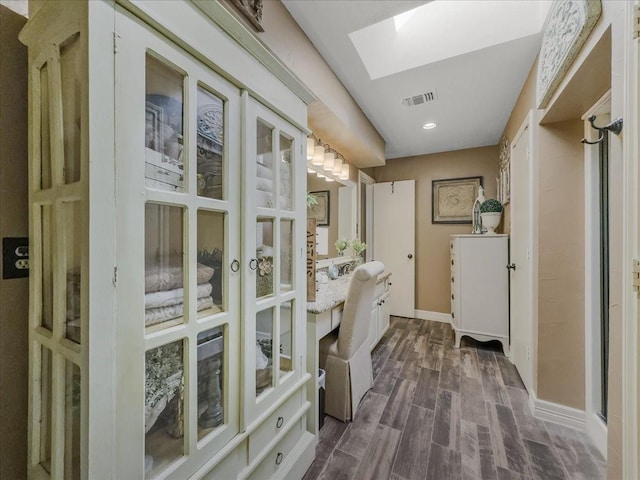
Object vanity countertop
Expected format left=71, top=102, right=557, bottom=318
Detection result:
left=306, top=271, right=391, bottom=315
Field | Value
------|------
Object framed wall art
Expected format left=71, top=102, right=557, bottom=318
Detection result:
left=432, top=176, right=482, bottom=224
left=307, top=190, right=330, bottom=226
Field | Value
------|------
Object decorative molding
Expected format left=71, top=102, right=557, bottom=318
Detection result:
left=528, top=389, right=587, bottom=431
left=224, top=0, right=264, bottom=32
left=414, top=310, right=451, bottom=323
left=497, top=137, right=510, bottom=205
left=536, top=0, right=602, bottom=109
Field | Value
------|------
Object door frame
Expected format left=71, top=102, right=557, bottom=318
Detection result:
left=622, top=1, right=639, bottom=476
left=358, top=171, right=375, bottom=261
left=509, top=111, right=538, bottom=394
left=582, top=91, right=611, bottom=458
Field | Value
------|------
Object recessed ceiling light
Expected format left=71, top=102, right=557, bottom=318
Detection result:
left=423, top=122, right=437, bottom=130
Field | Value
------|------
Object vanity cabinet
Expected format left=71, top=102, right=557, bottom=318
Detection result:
left=368, top=275, right=392, bottom=351
left=20, top=2, right=314, bottom=479
left=450, top=235, right=509, bottom=355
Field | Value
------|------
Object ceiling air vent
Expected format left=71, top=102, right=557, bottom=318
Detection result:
left=401, top=91, right=438, bottom=108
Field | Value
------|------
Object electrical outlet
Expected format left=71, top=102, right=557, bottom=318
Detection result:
left=3, top=237, right=29, bottom=279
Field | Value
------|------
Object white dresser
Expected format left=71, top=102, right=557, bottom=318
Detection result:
left=450, top=235, right=509, bottom=355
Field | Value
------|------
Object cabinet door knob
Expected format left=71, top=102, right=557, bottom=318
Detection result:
left=451, top=312, right=455, bottom=319
left=507, top=263, right=516, bottom=270
left=451, top=259, right=454, bottom=266
left=230, top=259, right=240, bottom=272
left=249, top=258, right=258, bottom=270
left=275, top=452, right=283, bottom=465
left=407, top=254, right=413, bottom=259
left=451, top=294, right=454, bottom=300
left=276, top=416, right=284, bottom=428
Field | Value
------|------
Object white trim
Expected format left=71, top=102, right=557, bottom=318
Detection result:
left=622, top=1, right=640, bottom=477
left=414, top=310, right=450, bottom=323
left=583, top=91, right=611, bottom=461
left=586, top=412, right=608, bottom=459
left=528, top=389, right=587, bottom=431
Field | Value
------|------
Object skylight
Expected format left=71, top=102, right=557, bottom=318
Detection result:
left=349, top=0, right=552, bottom=80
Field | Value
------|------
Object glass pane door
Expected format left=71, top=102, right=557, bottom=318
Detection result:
left=244, top=98, right=303, bottom=421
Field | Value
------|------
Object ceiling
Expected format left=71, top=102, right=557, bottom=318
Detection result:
left=282, top=0, right=551, bottom=160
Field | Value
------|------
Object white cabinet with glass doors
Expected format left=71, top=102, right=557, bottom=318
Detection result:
left=19, top=1, right=315, bottom=479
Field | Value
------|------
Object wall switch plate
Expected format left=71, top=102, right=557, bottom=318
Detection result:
left=2, top=237, right=29, bottom=279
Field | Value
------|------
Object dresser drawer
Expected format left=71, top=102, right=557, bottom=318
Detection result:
left=247, top=418, right=304, bottom=480
left=248, top=389, right=303, bottom=463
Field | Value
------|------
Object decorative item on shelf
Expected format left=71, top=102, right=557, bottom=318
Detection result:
left=351, top=238, right=366, bottom=266
left=471, top=185, right=486, bottom=234
left=335, top=238, right=349, bottom=256
left=479, top=199, right=503, bottom=235
left=327, top=264, right=339, bottom=280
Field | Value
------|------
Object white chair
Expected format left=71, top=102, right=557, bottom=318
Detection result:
left=319, top=261, right=385, bottom=422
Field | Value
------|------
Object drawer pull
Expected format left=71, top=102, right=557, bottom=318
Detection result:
left=275, top=452, right=283, bottom=465
left=451, top=312, right=455, bottom=319
left=451, top=259, right=454, bottom=266
left=451, top=276, right=454, bottom=283
left=276, top=416, right=284, bottom=428
left=451, top=294, right=454, bottom=300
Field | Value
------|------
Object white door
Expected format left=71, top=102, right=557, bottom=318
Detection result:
left=373, top=180, right=415, bottom=318
left=510, top=121, right=534, bottom=390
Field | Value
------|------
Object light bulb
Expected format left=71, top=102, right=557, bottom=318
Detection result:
left=323, top=150, right=335, bottom=171
left=306, top=137, right=314, bottom=161
left=332, top=156, right=343, bottom=175
left=312, top=145, right=324, bottom=166
left=340, top=163, right=349, bottom=180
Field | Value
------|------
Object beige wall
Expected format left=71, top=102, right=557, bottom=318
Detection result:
left=536, top=120, right=585, bottom=409
left=307, top=174, right=341, bottom=259
left=258, top=1, right=385, bottom=168
left=498, top=2, right=627, bottom=475
left=0, top=5, right=29, bottom=479
left=373, top=146, right=499, bottom=313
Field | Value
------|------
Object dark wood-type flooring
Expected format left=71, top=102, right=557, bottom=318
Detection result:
left=304, top=317, right=606, bottom=480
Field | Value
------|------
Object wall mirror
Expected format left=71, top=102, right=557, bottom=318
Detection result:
left=307, top=171, right=356, bottom=260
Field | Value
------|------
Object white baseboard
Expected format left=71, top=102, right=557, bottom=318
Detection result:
left=528, top=389, right=586, bottom=431
left=414, top=310, right=450, bottom=323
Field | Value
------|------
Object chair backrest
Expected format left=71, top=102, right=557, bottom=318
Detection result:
left=337, top=261, right=385, bottom=358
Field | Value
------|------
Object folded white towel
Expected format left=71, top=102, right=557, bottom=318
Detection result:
left=144, top=282, right=212, bottom=309
left=145, top=296, right=215, bottom=327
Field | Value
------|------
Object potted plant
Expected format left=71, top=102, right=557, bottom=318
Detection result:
left=335, top=238, right=349, bottom=256
left=351, top=238, right=366, bottom=266
left=479, top=199, right=503, bottom=235
left=306, top=192, right=318, bottom=208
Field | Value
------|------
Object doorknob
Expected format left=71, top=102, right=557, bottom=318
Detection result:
left=407, top=254, right=413, bottom=259
left=507, top=263, right=516, bottom=270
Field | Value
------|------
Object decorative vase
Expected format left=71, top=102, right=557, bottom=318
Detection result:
left=480, top=212, right=501, bottom=235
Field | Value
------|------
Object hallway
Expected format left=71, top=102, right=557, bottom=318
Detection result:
left=304, top=317, right=606, bottom=480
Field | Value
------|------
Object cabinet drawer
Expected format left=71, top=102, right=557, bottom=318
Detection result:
left=248, top=389, right=303, bottom=463
left=247, top=418, right=303, bottom=480
left=200, top=439, right=248, bottom=480
left=331, top=306, right=343, bottom=330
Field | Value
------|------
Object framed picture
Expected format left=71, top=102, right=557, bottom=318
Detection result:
left=307, top=190, right=329, bottom=226
left=432, top=176, right=483, bottom=224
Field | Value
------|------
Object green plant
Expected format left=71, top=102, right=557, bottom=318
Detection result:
left=351, top=238, right=366, bottom=256
left=335, top=238, right=349, bottom=254
left=480, top=198, right=503, bottom=213
left=306, top=193, right=318, bottom=208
